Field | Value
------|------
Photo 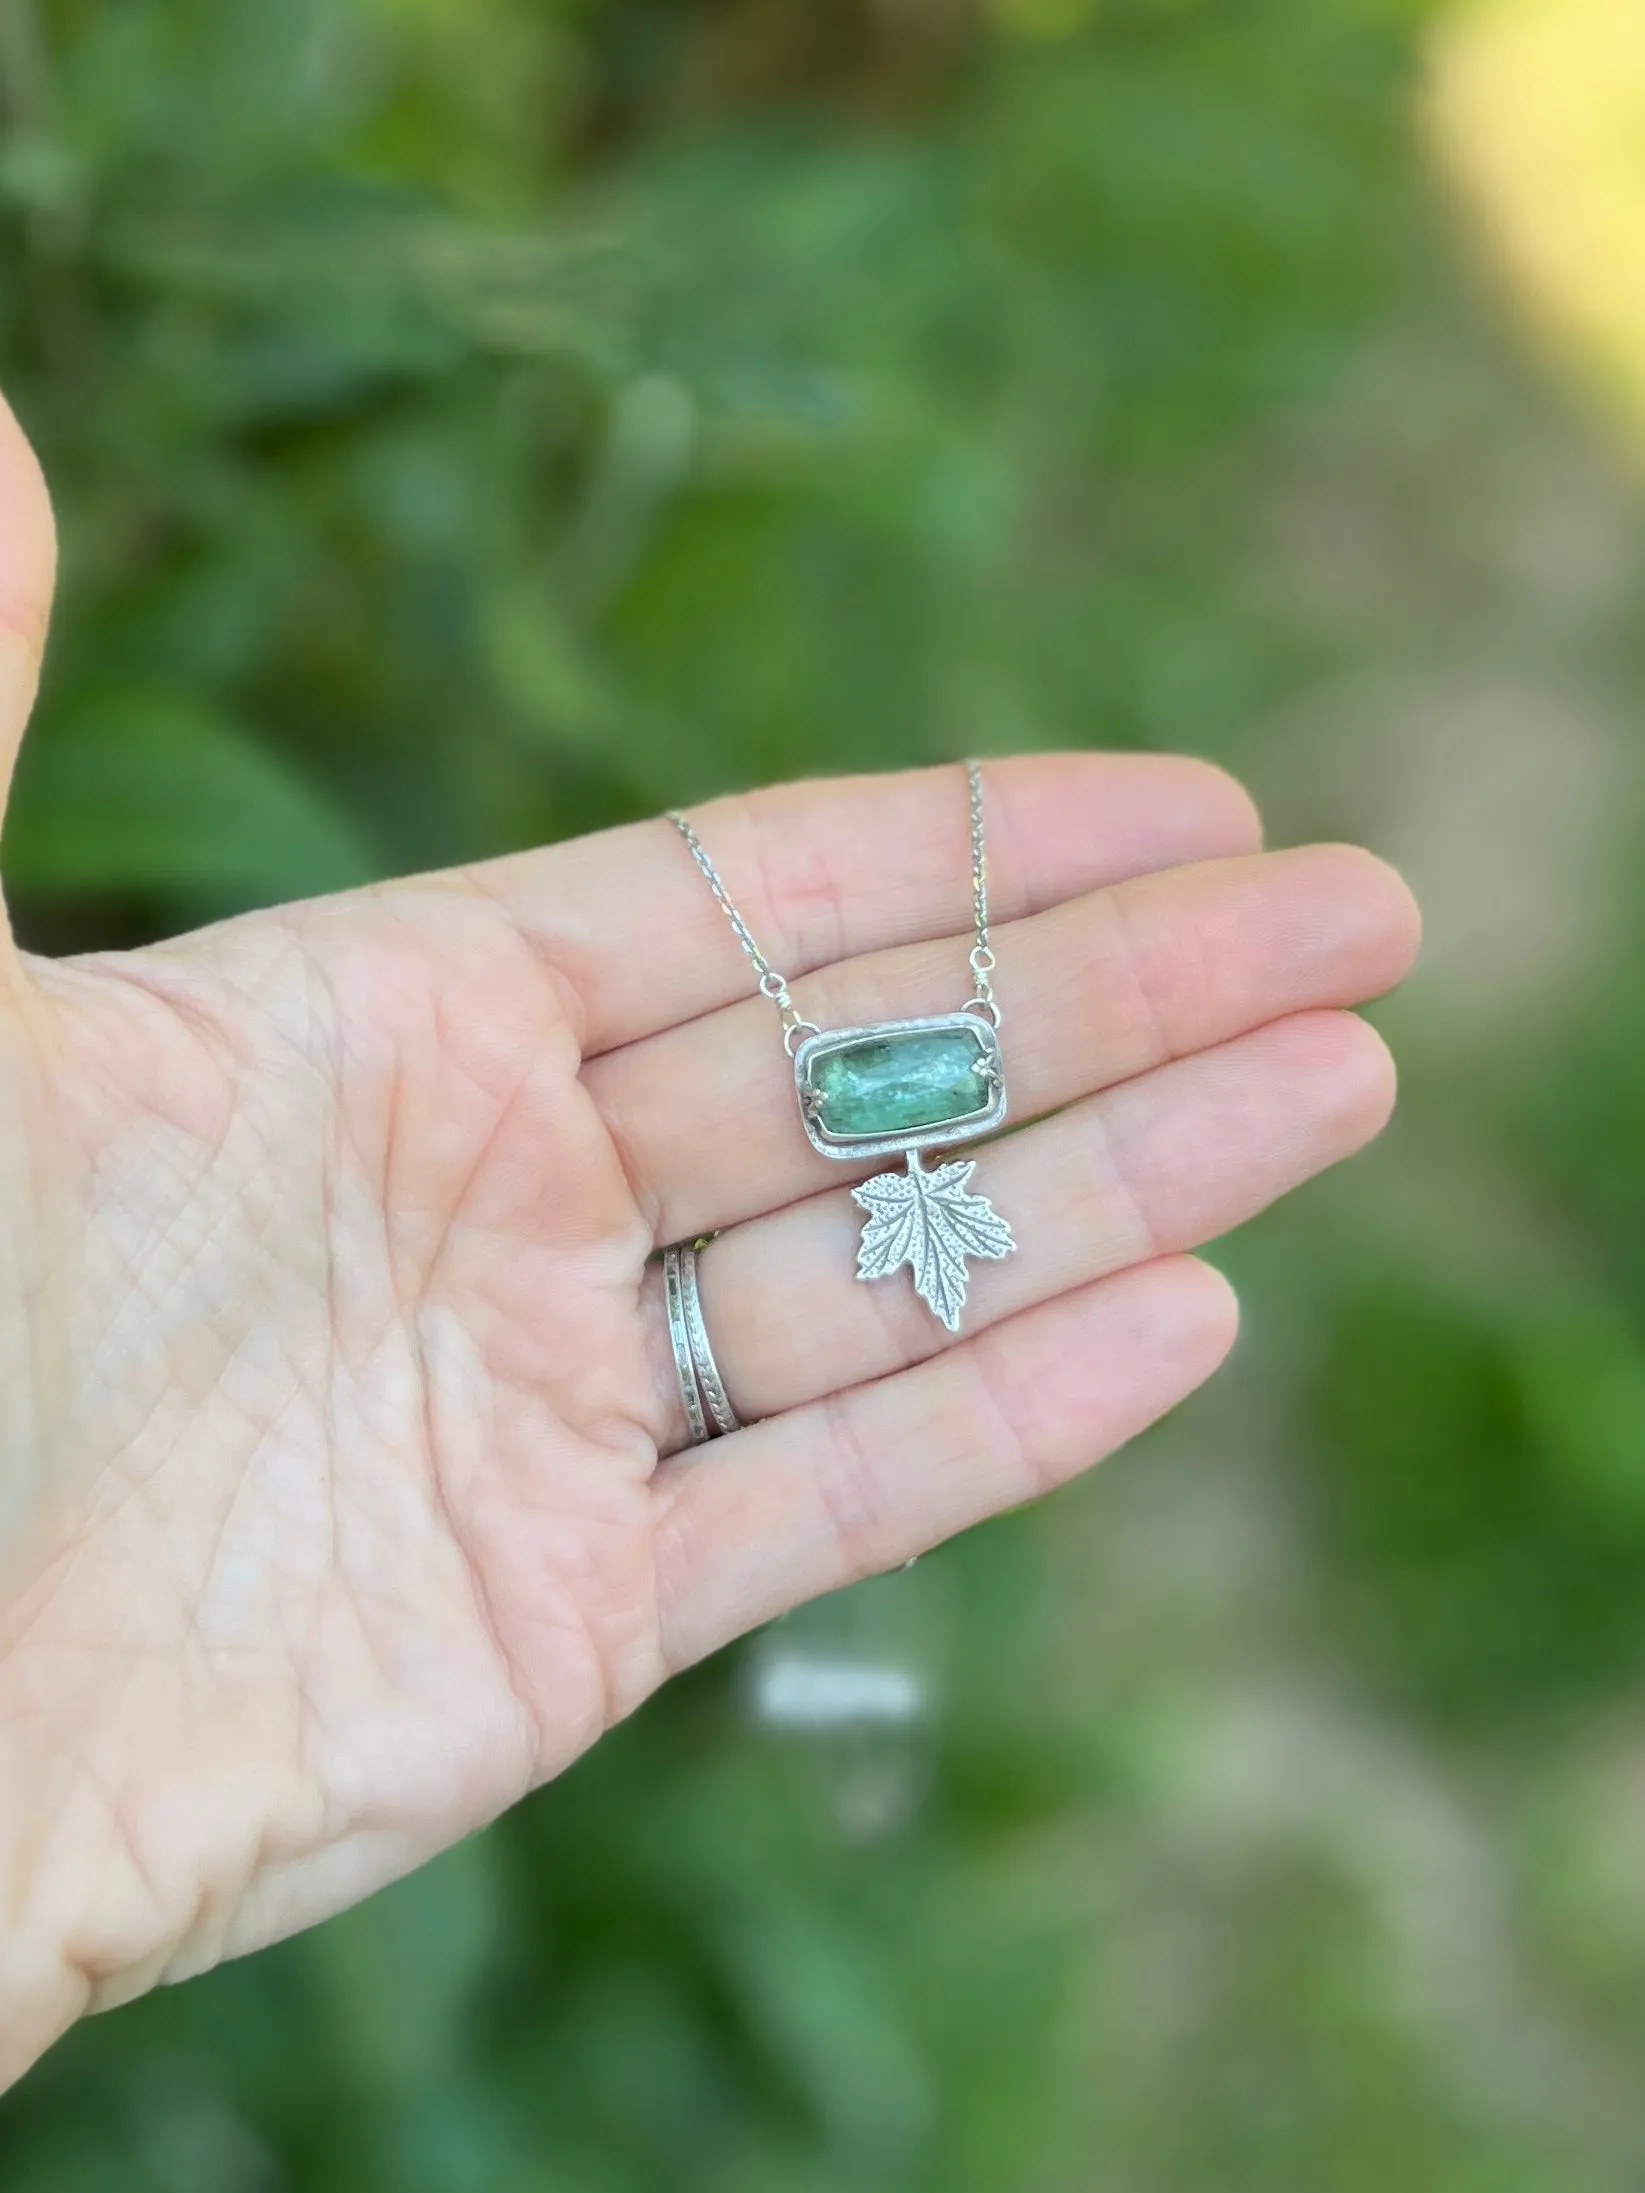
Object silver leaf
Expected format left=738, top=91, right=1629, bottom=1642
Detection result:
left=851, top=1153, right=1016, bottom=1332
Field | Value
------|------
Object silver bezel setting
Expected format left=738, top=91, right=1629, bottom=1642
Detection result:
left=792, top=1011, right=1008, bottom=1162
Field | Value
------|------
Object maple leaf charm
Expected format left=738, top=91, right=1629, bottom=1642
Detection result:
left=851, top=1150, right=1016, bottom=1332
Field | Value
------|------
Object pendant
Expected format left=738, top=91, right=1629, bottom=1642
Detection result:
left=792, top=1012, right=1016, bottom=1332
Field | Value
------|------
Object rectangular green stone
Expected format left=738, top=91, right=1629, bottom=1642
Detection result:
left=808, top=1024, right=992, bottom=1138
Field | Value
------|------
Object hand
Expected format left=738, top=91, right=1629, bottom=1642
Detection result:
left=0, top=394, right=1420, bottom=2087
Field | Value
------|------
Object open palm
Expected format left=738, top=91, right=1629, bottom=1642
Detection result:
left=0, top=399, right=1420, bottom=2087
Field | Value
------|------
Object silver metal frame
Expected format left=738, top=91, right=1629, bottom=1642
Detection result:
left=791, top=1010, right=1008, bottom=1163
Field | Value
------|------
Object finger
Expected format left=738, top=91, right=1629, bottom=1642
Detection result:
left=645, top=1009, right=1392, bottom=1451
left=652, top=1254, right=1239, bottom=1670
left=453, top=752, right=1261, bottom=1054
left=0, top=390, right=56, bottom=871
left=594, top=843, right=1421, bottom=1242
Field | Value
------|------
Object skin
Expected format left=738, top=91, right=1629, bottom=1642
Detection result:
left=0, top=393, right=1421, bottom=2089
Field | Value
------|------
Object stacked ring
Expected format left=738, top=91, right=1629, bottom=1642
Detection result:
left=663, top=1240, right=743, bottom=1446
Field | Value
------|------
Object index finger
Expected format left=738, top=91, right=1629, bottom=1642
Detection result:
left=454, top=752, right=1261, bottom=1055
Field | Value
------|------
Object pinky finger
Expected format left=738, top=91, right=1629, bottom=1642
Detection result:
left=651, top=1255, right=1239, bottom=1673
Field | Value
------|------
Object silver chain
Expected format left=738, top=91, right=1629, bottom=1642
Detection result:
left=965, top=752, right=998, bottom=1025
left=667, top=758, right=999, bottom=1055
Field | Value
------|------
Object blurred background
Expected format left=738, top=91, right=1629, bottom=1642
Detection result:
left=5, top=0, right=1645, bottom=2185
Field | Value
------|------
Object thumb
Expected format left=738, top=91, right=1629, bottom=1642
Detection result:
left=0, top=389, right=56, bottom=851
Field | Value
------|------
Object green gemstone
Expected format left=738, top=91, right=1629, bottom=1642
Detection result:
left=809, top=1026, right=992, bottom=1138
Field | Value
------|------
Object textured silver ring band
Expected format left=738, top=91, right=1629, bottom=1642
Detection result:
left=663, top=1243, right=711, bottom=1447
left=677, top=1241, right=742, bottom=1436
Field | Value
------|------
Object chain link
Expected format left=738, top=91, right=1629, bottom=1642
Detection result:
left=664, top=808, right=819, bottom=1051
left=963, top=754, right=999, bottom=1026
left=666, top=758, right=998, bottom=1044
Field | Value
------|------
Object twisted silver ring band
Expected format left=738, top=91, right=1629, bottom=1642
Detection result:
left=663, top=1243, right=710, bottom=1446
left=678, top=1241, right=741, bottom=1436
left=663, top=1240, right=743, bottom=1446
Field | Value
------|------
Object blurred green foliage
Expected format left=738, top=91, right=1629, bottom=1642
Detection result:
left=8, top=0, right=1645, bottom=2187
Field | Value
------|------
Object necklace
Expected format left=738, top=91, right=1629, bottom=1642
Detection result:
left=668, top=760, right=1016, bottom=1332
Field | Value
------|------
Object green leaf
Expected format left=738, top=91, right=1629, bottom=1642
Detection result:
left=5, top=690, right=378, bottom=908
left=302, top=1833, right=507, bottom=2098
